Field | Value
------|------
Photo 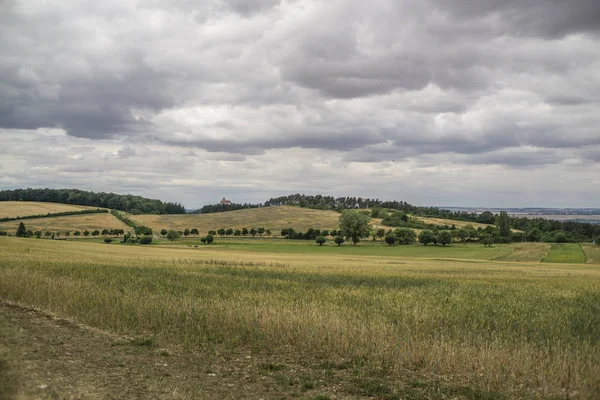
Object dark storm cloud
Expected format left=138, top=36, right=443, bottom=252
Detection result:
left=430, top=0, right=600, bottom=38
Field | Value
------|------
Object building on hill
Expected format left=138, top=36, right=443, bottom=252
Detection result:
left=219, top=197, right=232, bottom=205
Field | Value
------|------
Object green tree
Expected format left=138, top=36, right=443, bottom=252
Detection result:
left=385, top=234, right=396, bottom=246
left=206, top=234, right=214, bottom=244
left=200, top=237, right=207, bottom=244
left=334, top=236, right=345, bottom=246
left=376, top=228, right=386, bottom=240
left=394, top=228, right=417, bottom=244
left=265, top=229, right=271, bottom=236
left=104, top=238, right=113, bottom=244
left=84, top=230, right=90, bottom=237
left=242, top=227, right=249, bottom=236
left=496, top=211, right=512, bottom=238
left=315, top=236, right=326, bottom=246
left=217, top=228, right=226, bottom=236
left=526, top=228, right=542, bottom=242
left=554, top=232, right=567, bottom=243
left=74, top=231, right=81, bottom=236
left=92, top=230, right=100, bottom=236
left=370, top=206, right=381, bottom=218
left=16, top=222, right=27, bottom=237
left=234, top=229, right=241, bottom=236
left=330, top=229, right=338, bottom=237
left=160, top=229, right=168, bottom=236
left=437, top=230, right=453, bottom=246
left=418, top=230, right=435, bottom=246
left=257, top=227, right=265, bottom=237
left=140, top=236, right=153, bottom=245
left=479, top=211, right=495, bottom=224
left=207, top=230, right=216, bottom=236
left=166, top=230, right=180, bottom=241
left=339, top=210, right=371, bottom=245
left=191, top=228, right=200, bottom=236
left=457, top=228, right=469, bottom=243
left=226, top=228, right=233, bottom=236
left=184, top=229, right=190, bottom=237
left=482, top=235, right=493, bottom=247
left=250, top=228, right=257, bottom=237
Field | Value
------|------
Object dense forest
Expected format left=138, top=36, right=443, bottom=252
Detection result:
left=0, top=188, right=185, bottom=214
left=191, top=202, right=263, bottom=214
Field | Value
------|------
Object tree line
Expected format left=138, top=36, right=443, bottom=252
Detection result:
left=0, top=188, right=185, bottom=215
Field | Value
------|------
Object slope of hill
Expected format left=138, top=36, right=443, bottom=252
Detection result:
left=0, top=213, right=129, bottom=233
left=0, top=201, right=102, bottom=219
left=130, top=206, right=341, bottom=233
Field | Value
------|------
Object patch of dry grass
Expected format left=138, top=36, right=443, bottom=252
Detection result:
left=582, top=244, right=600, bottom=264
left=0, top=201, right=101, bottom=219
left=130, top=206, right=341, bottom=234
left=494, top=242, right=551, bottom=262
left=413, top=216, right=492, bottom=229
left=0, top=213, right=128, bottom=233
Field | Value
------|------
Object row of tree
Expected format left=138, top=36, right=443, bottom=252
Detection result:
left=11, top=223, right=126, bottom=239
left=0, top=188, right=185, bottom=214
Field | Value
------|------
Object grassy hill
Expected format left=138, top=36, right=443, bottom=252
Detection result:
left=0, top=212, right=128, bottom=233
left=0, top=201, right=102, bottom=219
left=129, top=206, right=341, bottom=233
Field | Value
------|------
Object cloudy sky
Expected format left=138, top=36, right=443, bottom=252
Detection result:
left=1, top=0, right=599, bottom=208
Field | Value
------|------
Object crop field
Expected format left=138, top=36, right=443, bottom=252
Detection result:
left=1, top=237, right=599, bottom=399
left=130, top=206, right=342, bottom=233
left=0, top=212, right=129, bottom=233
left=412, top=216, right=492, bottom=230
left=583, top=244, right=600, bottom=264
left=0, top=201, right=102, bottom=219
left=542, top=244, right=587, bottom=264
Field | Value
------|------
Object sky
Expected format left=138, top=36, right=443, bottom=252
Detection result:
left=1, top=0, right=599, bottom=209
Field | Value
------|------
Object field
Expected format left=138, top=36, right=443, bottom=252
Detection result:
left=1, top=237, right=599, bottom=399
left=0, top=212, right=129, bottom=233
left=583, top=244, right=600, bottom=264
left=542, top=244, right=587, bottom=264
left=412, top=216, right=492, bottom=230
left=0, top=201, right=102, bottom=218
left=130, top=206, right=342, bottom=233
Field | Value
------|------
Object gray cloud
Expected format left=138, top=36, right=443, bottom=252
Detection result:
left=0, top=0, right=599, bottom=207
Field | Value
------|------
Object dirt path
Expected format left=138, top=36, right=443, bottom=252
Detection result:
left=0, top=302, right=328, bottom=400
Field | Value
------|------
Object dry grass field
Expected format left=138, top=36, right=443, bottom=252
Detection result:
left=413, top=216, right=492, bottom=230
left=0, top=201, right=102, bottom=218
left=583, top=244, right=600, bottom=264
left=130, top=206, right=342, bottom=233
left=0, top=213, right=129, bottom=233
left=1, top=237, right=599, bottom=399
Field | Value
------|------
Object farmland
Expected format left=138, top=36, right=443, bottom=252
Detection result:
left=0, top=201, right=102, bottom=219
left=130, top=205, right=342, bottom=232
left=0, top=212, right=129, bottom=233
left=1, top=237, right=599, bottom=399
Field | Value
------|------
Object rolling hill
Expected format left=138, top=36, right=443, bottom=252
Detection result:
left=0, top=201, right=103, bottom=219
left=0, top=212, right=129, bottom=233
left=129, top=206, right=342, bottom=233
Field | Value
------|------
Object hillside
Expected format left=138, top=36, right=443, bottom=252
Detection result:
left=0, top=201, right=102, bottom=219
left=0, top=212, right=129, bottom=233
left=129, top=206, right=341, bottom=233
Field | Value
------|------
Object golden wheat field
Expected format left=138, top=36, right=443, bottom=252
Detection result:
left=1, top=236, right=599, bottom=399
left=0, top=212, right=129, bottom=233
left=0, top=201, right=102, bottom=219
left=129, top=206, right=342, bottom=233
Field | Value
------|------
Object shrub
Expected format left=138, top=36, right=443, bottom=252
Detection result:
left=140, top=236, right=153, bottom=245
left=104, top=238, right=113, bottom=244
left=554, top=232, right=567, bottom=243
left=394, top=228, right=416, bottom=244
left=385, top=234, right=396, bottom=246
left=166, top=230, right=180, bottom=241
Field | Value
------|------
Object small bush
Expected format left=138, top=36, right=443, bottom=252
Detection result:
left=140, top=236, right=153, bottom=245
left=104, top=238, right=113, bottom=244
